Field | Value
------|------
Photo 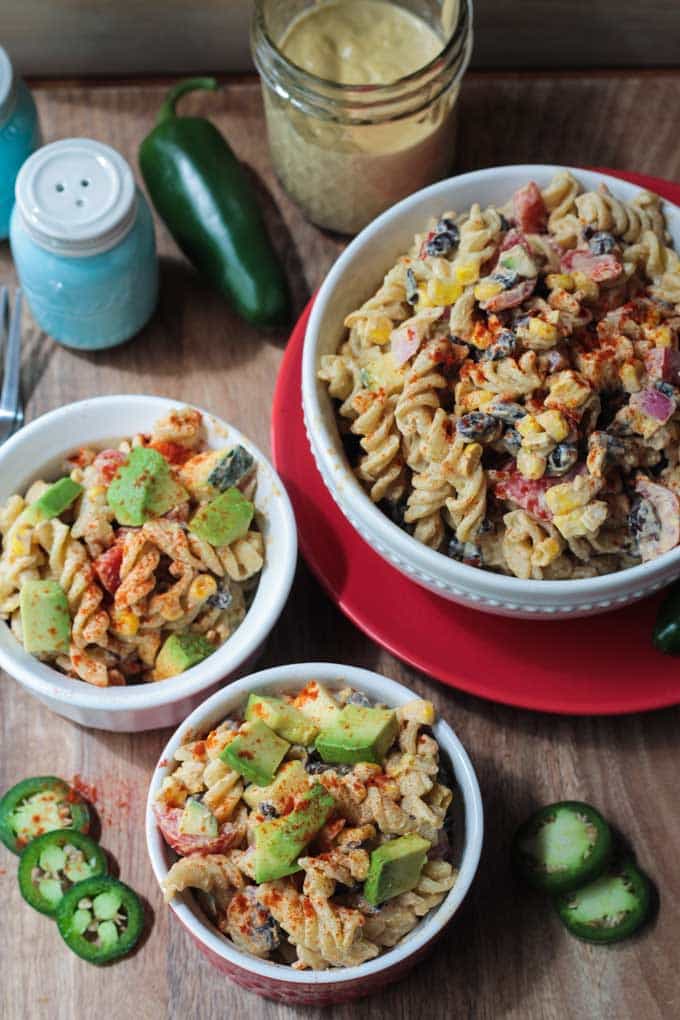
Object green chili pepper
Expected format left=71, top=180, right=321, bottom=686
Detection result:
left=0, top=777, right=90, bottom=855
left=18, top=829, right=108, bottom=916
left=652, top=581, right=680, bottom=654
left=139, top=77, right=290, bottom=327
left=512, top=801, right=612, bottom=894
left=553, top=858, right=652, bottom=944
left=56, top=876, right=144, bottom=964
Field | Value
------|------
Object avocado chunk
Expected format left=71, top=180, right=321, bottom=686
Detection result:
left=221, top=719, right=290, bottom=787
left=107, top=447, right=188, bottom=526
left=19, top=579, right=71, bottom=655
left=24, top=477, right=83, bottom=524
left=246, top=694, right=319, bottom=745
left=253, top=784, right=336, bottom=883
left=315, top=705, right=398, bottom=765
left=152, top=632, right=215, bottom=681
left=242, top=760, right=310, bottom=812
left=292, top=681, right=341, bottom=729
left=189, top=488, right=254, bottom=547
left=363, top=833, right=431, bottom=906
left=179, top=798, right=218, bottom=838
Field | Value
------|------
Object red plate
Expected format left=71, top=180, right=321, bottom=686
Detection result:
left=272, top=169, right=680, bottom=715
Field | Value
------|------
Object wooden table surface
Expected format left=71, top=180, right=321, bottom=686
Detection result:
left=1, top=71, right=680, bottom=1020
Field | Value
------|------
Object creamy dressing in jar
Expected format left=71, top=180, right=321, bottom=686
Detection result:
left=280, top=1, right=443, bottom=85
left=252, top=0, right=473, bottom=234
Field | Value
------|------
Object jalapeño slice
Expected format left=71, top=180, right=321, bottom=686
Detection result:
left=56, top=876, right=144, bottom=964
left=554, top=859, right=652, bottom=943
left=0, top=777, right=90, bottom=855
left=18, top=830, right=108, bottom=917
left=513, top=801, right=612, bottom=893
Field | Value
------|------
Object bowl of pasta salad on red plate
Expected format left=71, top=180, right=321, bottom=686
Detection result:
left=0, top=395, right=297, bottom=731
left=303, top=165, right=680, bottom=618
left=146, top=662, right=483, bottom=1004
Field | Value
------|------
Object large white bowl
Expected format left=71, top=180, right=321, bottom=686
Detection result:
left=0, top=395, right=297, bottom=731
left=303, top=164, right=680, bottom=618
left=146, top=662, right=483, bottom=1005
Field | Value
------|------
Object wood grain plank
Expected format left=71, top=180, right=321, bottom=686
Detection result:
left=1, top=72, right=680, bottom=1020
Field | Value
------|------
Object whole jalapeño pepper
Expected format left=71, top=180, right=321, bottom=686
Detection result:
left=653, top=580, right=680, bottom=654
left=139, top=78, right=290, bottom=327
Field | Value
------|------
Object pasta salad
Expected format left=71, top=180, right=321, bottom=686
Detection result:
left=155, top=682, right=457, bottom=969
left=319, top=171, right=680, bottom=579
left=0, top=407, right=264, bottom=686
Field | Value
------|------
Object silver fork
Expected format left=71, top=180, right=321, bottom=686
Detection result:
left=0, top=287, right=24, bottom=445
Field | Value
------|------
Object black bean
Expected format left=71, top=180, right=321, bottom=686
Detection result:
left=588, top=231, right=616, bottom=255
left=447, top=537, right=482, bottom=567
left=502, top=428, right=522, bottom=455
left=629, top=497, right=660, bottom=543
left=206, top=584, right=233, bottom=610
left=253, top=916, right=282, bottom=951
left=305, top=749, right=351, bottom=776
left=483, top=329, right=517, bottom=361
left=380, top=498, right=408, bottom=528
left=259, top=801, right=278, bottom=818
left=425, top=218, right=460, bottom=257
left=498, top=213, right=511, bottom=232
left=491, top=270, right=520, bottom=290
left=487, top=399, right=526, bottom=424
left=405, top=267, right=419, bottom=305
left=546, top=443, right=578, bottom=476
left=456, top=412, right=502, bottom=443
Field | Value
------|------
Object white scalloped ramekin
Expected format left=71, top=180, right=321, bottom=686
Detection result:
left=0, top=395, right=297, bottom=731
left=146, top=662, right=483, bottom=1005
left=302, top=164, right=680, bottom=618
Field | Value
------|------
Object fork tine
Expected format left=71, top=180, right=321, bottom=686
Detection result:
left=0, top=287, right=7, bottom=349
left=1, top=289, right=23, bottom=419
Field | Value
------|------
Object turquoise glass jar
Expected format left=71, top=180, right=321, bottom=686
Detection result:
left=10, top=138, right=158, bottom=350
left=0, top=46, right=41, bottom=239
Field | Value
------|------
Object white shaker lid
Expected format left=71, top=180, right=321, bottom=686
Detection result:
left=15, top=138, right=138, bottom=256
left=0, top=46, right=16, bottom=127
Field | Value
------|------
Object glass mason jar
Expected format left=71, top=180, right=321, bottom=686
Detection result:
left=10, top=139, right=158, bottom=351
left=252, top=0, right=473, bottom=235
left=0, top=46, right=41, bottom=240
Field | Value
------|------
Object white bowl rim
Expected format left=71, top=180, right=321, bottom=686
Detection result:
left=302, top=163, right=680, bottom=597
left=0, top=395, right=298, bottom=711
left=145, top=661, right=484, bottom=985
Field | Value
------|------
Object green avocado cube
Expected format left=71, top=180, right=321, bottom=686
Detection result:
left=179, top=798, right=218, bottom=838
left=253, top=784, right=336, bottom=884
left=221, top=719, right=290, bottom=787
left=246, top=694, right=319, bottom=745
left=106, top=447, right=188, bottom=526
left=315, top=705, right=398, bottom=765
left=19, top=579, right=71, bottom=655
left=363, top=833, right=431, bottom=905
left=24, top=477, right=83, bottom=524
left=292, top=681, right=341, bottom=729
left=189, top=487, right=254, bottom=547
left=152, top=632, right=215, bottom=681
left=145, top=470, right=189, bottom=517
left=242, top=760, right=310, bottom=812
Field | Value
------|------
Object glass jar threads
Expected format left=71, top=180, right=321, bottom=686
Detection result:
left=0, top=46, right=41, bottom=240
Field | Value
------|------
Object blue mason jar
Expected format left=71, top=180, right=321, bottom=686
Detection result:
left=10, top=138, right=158, bottom=350
left=0, top=46, right=41, bottom=240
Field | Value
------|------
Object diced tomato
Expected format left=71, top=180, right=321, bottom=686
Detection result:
left=492, top=470, right=559, bottom=521
left=560, top=249, right=622, bottom=283
left=93, top=544, right=124, bottom=595
left=93, top=449, right=126, bottom=483
left=149, top=441, right=193, bottom=466
left=512, top=182, right=547, bottom=234
left=153, top=803, right=242, bottom=857
left=481, top=278, right=536, bottom=312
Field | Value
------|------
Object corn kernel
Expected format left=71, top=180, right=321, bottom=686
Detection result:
left=86, top=485, right=106, bottom=500
left=619, top=360, right=643, bottom=394
left=190, top=575, right=218, bottom=604
left=528, top=317, right=559, bottom=343
left=516, top=415, right=542, bottom=438
left=367, top=320, right=392, bottom=345
left=647, top=325, right=673, bottom=348
left=546, top=273, right=575, bottom=292
left=533, top=536, right=562, bottom=567
left=428, top=278, right=463, bottom=306
left=516, top=448, right=546, bottom=480
left=473, top=279, right=504, bottom=302
left=113, top=609, right=139, bottom=637
left=536, top=409, right=569, bottom=442
left=455, top=261, right=480, bottom=285
left=572, top=272, right=599, bottom=301
left=545, top=484, right=584, bottom=516
left=10, top=524, right=32, bottom=559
